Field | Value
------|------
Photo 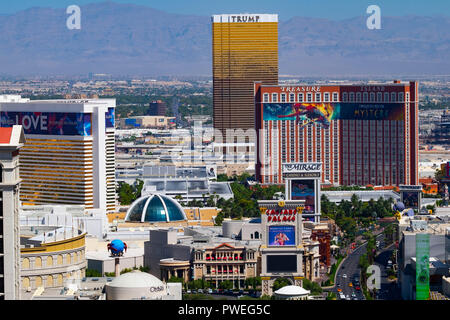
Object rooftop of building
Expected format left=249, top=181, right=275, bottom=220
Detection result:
left=260, top=80, right=415, bottom=87
left=0, top=125, right=25, bottom=147
left=20, top=225, right=85, bottom=246
left=400, top=215, right=450, bottom=235
left=85, top=247, right=144, bottom=262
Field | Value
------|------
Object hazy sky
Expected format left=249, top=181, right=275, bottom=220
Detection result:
left=1, top=0, right=449, bottom=20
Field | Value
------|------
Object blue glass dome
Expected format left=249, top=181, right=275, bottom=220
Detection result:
left=125, top=194, right=187, bottom=223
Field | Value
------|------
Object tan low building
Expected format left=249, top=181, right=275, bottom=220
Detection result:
left=20, top=226, right=87, bottom=295
left=119, top=116, right=175, bottom=129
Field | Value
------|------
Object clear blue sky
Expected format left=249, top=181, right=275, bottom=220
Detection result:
left=1, top=0, right=449, bottom=20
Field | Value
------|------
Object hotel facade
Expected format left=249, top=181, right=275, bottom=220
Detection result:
left=255, top=81, right=419, bottom=186
left=0, top=97, right=116, bottom=214
left=212, top=14, right=278, bottom=142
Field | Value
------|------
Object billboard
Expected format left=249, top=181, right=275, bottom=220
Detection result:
left=403, top=191, right=419, bottom=209
left=267, top=255, right=297, bottom=273
left=291, top=179, right=315, bottom=214
left=268, top=226, right=295, bottom=246
left=206, top=165, right=217, bottom=180
left=282, top=162, right=321, bottom=178
left=0, top=111, right=92, bottom=136
left=416, top=233, right=430, bottom=300
left=105, top=107, right=115, bottom=128
left=262, top=102, right=405, bottom=127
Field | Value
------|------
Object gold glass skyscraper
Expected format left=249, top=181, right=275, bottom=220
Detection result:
left=212, top=14, right=278, bottom=133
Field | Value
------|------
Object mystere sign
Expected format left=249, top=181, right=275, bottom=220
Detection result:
left=282, top=163, right=322, bottom=178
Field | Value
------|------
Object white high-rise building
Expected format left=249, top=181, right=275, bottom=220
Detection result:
left=0, top=96, right=116, bottom=214
left=0, top=125, right=26, bottom=300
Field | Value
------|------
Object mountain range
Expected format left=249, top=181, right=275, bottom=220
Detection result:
left=0, top=2, right=448, bottom=77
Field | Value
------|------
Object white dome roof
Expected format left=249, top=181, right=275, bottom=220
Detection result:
left=274, top=285, right=310, bottom=296
left=107, top=270, right=164, bottom=288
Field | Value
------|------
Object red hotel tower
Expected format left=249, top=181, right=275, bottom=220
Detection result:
left=255, top=80, right=419, bottom=186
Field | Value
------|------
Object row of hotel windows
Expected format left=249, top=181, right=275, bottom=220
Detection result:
left=21, top=269, right=84, bottom=290
left=206, top=265, right=246, bottom=275
left=21, top=250, right=85, bottom=269
left=263, top=92, right=409, bottom=103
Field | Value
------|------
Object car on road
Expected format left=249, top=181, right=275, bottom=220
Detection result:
left=342, top=274, right=347, bottom=278
left=349, top=283, right=353, bottom=287
left=208, top=288, right=213, bottom=294
left=355, top=286, right=361, bottom=291
left=345, top=295, right=351, bottom=300
left=337, top=288, right=342, bottom=292
left=198, top=289, right=203, bottom=294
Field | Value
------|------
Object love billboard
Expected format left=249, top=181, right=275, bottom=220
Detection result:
left=0, top=111, right=92, bottom=136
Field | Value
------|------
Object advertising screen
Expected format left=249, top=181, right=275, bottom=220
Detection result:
left=267, top=255, right=297, bottom=273
left=291, top=179, right=315, bottom=214
left=403, top=191, right=419, bottom=209
left=268, top=226, right=295, bottom=246
left=263, top=102, right=405, bottom=127
left=105, top=107, right=115, bottom=128
left=416, top=233, right=430, bottom=300
left=0, top=111, right=92, bottom=136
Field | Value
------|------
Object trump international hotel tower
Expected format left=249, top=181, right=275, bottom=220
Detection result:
left=212, top=14, right=278, bottom=137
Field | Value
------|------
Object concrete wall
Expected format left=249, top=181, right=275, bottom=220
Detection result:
left=241, top=223, right=262, bottom=241
left=222, top=220, right=245, bottom=239
left=144, top=230, right=191, bottom=279
left=87, top=255, right=144, bottom=275
left=401, top=233, right=446, bottom=269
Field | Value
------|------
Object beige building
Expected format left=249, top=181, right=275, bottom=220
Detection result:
left=0, top=125, right=25, bottom=300
left=191, top=243, right=259, bottom=289
left=20, top=227, right=87, bottom=295
left=119, top=116, right=176, bottom=129
left=144, top=228, right=261, bottom=289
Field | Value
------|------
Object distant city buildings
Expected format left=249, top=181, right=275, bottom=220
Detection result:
left=119, top=115, right=175, bottom=129
left=147, top=100, right=167, bottom=116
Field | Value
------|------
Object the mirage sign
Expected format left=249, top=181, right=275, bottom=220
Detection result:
left=282, top=162, right=322, bottom=179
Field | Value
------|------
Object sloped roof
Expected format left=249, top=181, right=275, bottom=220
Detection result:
left=0, top=125, right=26, bottom=146
left=0, top=127, right=12, bottom=143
